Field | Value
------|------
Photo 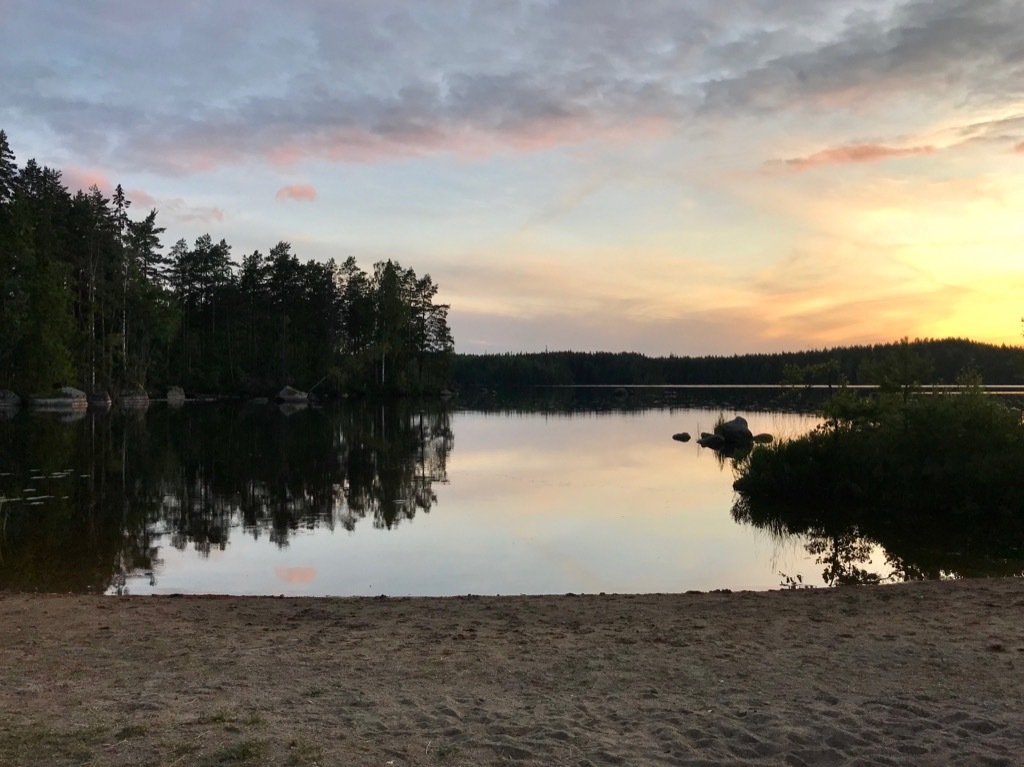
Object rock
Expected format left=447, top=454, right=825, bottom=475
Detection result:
left=118, top=384, right=150, bottom=410
left=715, top=416, right=753, bottom=443
left=87, top=390, right=112, bottom=411
left=276, top=385, right=308, bottom=403
left=697, top=434, right=727, bottom=449
left=167, top=385, right=186, bottom=405
left=753, top=433, right=774, bottom=444
left=672, top=432, right=691, bottom=442
left=0, top=389, right=21, bottom=409
left=29, top=387, right=87, bottom=412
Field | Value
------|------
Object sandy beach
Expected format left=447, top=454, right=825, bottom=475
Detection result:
left=2, top=579, right=1023, bottom=766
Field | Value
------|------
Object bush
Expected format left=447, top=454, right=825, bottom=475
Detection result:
left=732, top=388, right=1024, bottom=581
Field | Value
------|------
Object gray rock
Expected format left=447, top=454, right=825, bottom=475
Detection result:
left=118, top=384, right=150, bottom=409
left=30, top=387, right=88, bottom=412
left=0, top=389, right=21, bottom=409
left=87, top=390, right=111, bottom=411
left=753, top=433, right=774, bottom=444
left=671, top=432, right=691, bottom=442
left=697, top=434, right=727, bottom=449
left=715, top=416, right=753, bottom=443
left=276, top=385, right=308, bottom=403
left=167, top=385, right=186, bottom=404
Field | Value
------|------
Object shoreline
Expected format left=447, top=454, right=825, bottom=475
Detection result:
left=3, top=578, right=1024, bottom=766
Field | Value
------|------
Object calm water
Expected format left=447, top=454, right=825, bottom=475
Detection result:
left=0, top=390, right=1002, bottom=596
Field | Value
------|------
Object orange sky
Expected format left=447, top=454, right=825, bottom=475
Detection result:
left=4, top=0, right=1023, bottom=354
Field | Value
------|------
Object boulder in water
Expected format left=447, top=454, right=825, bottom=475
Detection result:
left=276, top=385, right=308, bottom=403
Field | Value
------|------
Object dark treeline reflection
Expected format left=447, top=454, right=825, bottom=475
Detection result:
left=0, top=403, right=452, bottom=593
left=732, top=495, right=1024, bottom=586
left=459, top=385, right=830, bottom=416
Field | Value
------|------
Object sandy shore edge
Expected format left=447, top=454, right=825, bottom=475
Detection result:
left=3, top=578, right=1023, bottom=766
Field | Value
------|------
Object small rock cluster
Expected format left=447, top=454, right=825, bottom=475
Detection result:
left=673, top=416, right=773, bottom=453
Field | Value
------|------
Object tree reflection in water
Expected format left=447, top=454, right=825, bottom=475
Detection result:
left=731, top=494, right=1024, bottom=587
left=0, top=402, right=452, bottom=593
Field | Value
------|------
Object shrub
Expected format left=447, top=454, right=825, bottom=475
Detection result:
left=732, top=388, right=1024, bottom=581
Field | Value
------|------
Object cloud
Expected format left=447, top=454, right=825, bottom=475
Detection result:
left=730, top=283, right=972, bottom=347
left=952, top=112, right=1024, bottom=145
left=772, top=143, right=937, bottom=171
left=158, top=197, right=227, bottom=225
left=10, top=0, right=1020, bottom=175
left=1015, top=142, right=1024, bottom=154
left=700, top=0, right=1024, bottom=116
left=127, top=187, right=157, bottom=206
left=61, top=166, right=111, bottom=194
left=275, top=184, right=317, bottom=202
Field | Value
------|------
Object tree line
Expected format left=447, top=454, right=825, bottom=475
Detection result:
left=454, top=338, right=1024, bottom=389
left=0, top=129, right=454, bottom=398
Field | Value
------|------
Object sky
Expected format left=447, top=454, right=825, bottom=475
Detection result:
left=2, top=0, right=1024, bottom=356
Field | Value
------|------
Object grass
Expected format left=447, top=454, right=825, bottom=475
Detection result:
left=114, top=723, right=150, bottom=739
left=197, top=710, right=233, bottom=725
left=200, top=738, right=269, bottom=765
left=431, top=740, right=462, bottom=763
left=286, top=737, right=324, bottom=766
left=0, top=723, right=108, bottom=764
left=0, top=712, right=311, bottom=766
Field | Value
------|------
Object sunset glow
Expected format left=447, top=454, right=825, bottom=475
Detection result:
left=3, top=0, right=1022, bottom=355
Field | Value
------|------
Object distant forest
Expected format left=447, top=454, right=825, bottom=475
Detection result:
left=0, top=130, right=454, bottom=397
left=453, top=338, right=1024, bottom=389
left=5, top=129, right=1021, bottom=400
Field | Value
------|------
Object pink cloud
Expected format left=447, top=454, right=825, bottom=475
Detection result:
left=773, top=144, right=937, bottom=172
left=275, top=184, right=318, bottom=202
left=128, top=110, right=674, bottom=175
left=62, top=166, right=112, bottom=194
left=267, top=144, right=307, bottom=166
left=127, top=187, right=157, bottom=206
left=1014, top=142, right=1024, bottom=154
left=56, top=172, right=159, bottom=212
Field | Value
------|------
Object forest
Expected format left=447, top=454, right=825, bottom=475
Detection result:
left=0, top=129, right=454, bottom=398
left=5, top=126, right=1023, bottom=401
left=453, top=338, right=1024, bottom=389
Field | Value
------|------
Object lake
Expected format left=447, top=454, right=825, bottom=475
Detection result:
left=0, top=388, right=1006, bottom=596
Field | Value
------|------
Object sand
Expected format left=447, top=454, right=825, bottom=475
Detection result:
left=2, top=579, right=1023, bottom=766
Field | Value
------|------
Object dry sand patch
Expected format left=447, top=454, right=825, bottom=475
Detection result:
left=2, top=579, right=1023, bottom=766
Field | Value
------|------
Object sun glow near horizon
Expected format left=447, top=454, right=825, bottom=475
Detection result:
left=4, top=1, right=1024, bottom=356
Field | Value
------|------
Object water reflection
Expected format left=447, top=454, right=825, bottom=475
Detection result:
left=0, top=403, right=451, bottom=593
left=3, top=394, right=1020, bottom=595
left=460, top=385, right=834, bottom=415
left=731, top=493, right=1024, bottom=586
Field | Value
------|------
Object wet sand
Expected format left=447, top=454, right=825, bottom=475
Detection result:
left=2, top=578, right=1023, bottom=766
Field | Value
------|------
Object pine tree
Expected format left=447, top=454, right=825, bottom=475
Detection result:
left=0, top=130, right=17, bottom=205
